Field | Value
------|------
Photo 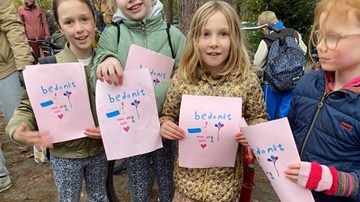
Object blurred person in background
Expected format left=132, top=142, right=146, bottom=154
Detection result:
left=18, top=0, right=50, bottom=59
left=0, top=0, right=34, bottom=193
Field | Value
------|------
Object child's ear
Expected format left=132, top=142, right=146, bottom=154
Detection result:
left=261, top=28, right=268, bottom=35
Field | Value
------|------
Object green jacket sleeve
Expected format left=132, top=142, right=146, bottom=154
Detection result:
left=91, top=26, right=121, bottom=89
left=154, top=26, right=185, bottom=114
left=5, top=91, right=37, bottom=145
left=169, top=26, right=186, bottom=73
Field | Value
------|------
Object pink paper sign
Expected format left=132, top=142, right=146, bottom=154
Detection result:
left=241, top=118, right=315, bottom=202
left=125, top=44, right=175, bottom=85
left=178, top=95, right=242, bottom=168
left=96, top=68, right=163, bottom=160
left=23, top=62, right=95, bottom=143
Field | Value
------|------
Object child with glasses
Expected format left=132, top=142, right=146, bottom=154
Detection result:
left=285, top=0, right=360, bottom=201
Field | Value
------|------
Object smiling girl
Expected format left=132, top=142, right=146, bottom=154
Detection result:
left=91, top=0, right=185, bottom=201
left=7, top=0, right=108, bottom=201
left=159, top=1, right=268, bottom=201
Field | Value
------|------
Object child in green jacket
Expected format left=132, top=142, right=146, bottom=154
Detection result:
left=91, top=0, right=185, bottom=201
left=6, top=0, right=108, bottom=201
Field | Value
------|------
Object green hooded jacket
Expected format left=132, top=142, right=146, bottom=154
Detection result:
left=91, top=13, right=185, bottom=114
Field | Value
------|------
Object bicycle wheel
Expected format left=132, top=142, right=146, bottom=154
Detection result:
left=106, top=159, right=157, bottom=202
left=106, top=159, right=129, bottom=202
left=106, top=160, right=119, bottom=202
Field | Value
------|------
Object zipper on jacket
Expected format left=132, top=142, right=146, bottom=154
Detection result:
left=141, top=22, right=147, bottom=48
left=299, top=90, right=348, bottom=158
left=299, top=92, right=327, bottom=158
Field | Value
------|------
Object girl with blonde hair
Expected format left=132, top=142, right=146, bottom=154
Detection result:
left=160, top=1, right=268, bottom=201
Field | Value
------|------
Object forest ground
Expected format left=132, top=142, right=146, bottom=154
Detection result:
left=0, top=113, right=279, bottom=201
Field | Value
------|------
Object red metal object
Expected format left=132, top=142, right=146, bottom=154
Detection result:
left=239, top=145, right=255, bottom=202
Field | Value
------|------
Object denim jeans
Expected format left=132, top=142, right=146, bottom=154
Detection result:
left=0, top=150, right=8, bottom=178
left=0, top=71, right=24, bottom=122
left=0, top=71, right=24, bottom=177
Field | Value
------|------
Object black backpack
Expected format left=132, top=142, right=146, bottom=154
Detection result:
left=263, top=28, right=306, bottom=92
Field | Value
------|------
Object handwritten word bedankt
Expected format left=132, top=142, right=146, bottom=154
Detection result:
left=41, top=82, right=76, bottom=94
left=108, top=89, right=146, bottom=103
left=252, top=144, right=285, bottom=155
left=194, top=111, right=232, bottom=121
left=140, top=64, right=167, bottom=79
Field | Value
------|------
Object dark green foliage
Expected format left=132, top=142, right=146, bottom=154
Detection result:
left=12, top=0, right=52, bottom=11
left=238, top=0, right=318, bottom=57
left=267, top=0, right=318, bottom=50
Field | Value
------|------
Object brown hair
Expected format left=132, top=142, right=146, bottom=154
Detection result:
left=52, top=0, right=95, bottom=28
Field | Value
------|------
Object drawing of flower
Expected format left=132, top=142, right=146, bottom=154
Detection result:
left=267, top=155, right=279, bottom=177
left=63, top=91, right=72, bottom=108
left=131, top=100, right=141, bottom=119
left=214, top=122, right=224, bottom=141
left=153, top=78, right=160, bottom=85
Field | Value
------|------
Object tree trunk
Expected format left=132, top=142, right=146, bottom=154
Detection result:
left=178, top=0, right=200, bottom=34
left=164, top=0, right=174, bottom=24
left=178, top=0, right=238, bottom=34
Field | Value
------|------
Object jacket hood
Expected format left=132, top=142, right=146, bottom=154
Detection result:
left=112, top=0, right=163, bottom=23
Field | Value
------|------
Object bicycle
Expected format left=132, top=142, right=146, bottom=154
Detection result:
left=28, top=39, right=62, bottom=63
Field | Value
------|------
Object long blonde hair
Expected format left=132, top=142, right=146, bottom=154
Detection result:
left=177, top=0, right=251, bottom=84
left=104, top=0, right=117, bottom=26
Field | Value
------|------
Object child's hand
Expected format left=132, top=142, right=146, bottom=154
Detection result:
left=96, top=57, right=123, bottom=86
left=84, top=126, right=102, bottom=139
left=284, top=162, right=301, bottom=182
left=235, top=131, right=248, bottom=145
left=160, top=121, right=185, bottom=140
left=13, top=122, right=53, bottom=148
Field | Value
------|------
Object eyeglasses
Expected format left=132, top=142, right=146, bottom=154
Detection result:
left=312, top=31, right=360, bottom=50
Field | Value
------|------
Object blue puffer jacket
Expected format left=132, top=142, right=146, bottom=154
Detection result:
left=287, top=70, right=360, bottom=202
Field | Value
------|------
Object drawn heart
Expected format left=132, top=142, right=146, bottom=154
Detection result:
left=57, top=114, right=64, bottom=119
left=200, top=144, right=207, bottom=149
left=124, top=126, right=130, bottom=132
